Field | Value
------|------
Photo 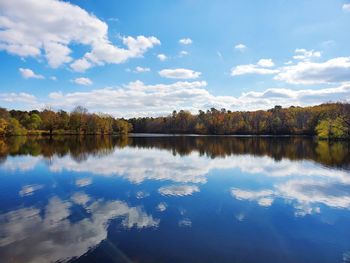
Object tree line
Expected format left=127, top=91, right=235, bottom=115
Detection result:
left=0, top=103, right=349, bottom=139
left=0, top=106, right=132, bottom=136
left=129, top=103, right=350, bottom=139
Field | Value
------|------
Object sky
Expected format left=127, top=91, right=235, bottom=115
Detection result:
left=0, top=0, right=350, bottom=117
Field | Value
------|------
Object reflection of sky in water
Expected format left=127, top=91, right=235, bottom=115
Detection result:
left=0, top=141, right=350, bottom=262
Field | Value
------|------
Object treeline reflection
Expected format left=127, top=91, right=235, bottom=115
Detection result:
left=0, top=136, right=349, bottom=169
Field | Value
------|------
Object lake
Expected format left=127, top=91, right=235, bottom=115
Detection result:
left=0, top=135, right=350, bottom=263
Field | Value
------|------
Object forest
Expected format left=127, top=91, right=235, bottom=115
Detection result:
left=130, top=103, right=350, bottom=139
left=0, top=103, right=349, bottom=139
left=0, top=106, right=132, bottom=136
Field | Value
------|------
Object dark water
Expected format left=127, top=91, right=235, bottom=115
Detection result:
left=0, top=135, right=350, bottom=263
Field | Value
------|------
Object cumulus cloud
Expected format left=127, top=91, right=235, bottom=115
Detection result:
left=179, top=50, right=189, bottom=57
left=234, top=43, right=247, bottom=51
left=293, top=49, right=321, bottom=61
left=2, top=80, right=350, bottom=116
left=342, top=3, right=350, bottom=11
left=275, top=57, right=350, bottom=84
left=159, top=68, right=201, bottom=79
left=232, top=53, right=350, bottom=85
left=257, top=59, right=274, bottom=67
left=157, top=54, right=167, bottom=61
left=0, top=0, right=159, bottom=70
left=0, top=92, right=38, bottom=106
left=135, top=66, right=150, bottom=73
left=73, top=77, right=92, bottom=86
left=179, top=38, right=192, bottom=45
left=231, top=63, right=279, bottom=76
left=19, top=68, right=44, bottom=79
left=158, top=185, right=200, bottom=196
left=43, top=80, right=239, bottom=117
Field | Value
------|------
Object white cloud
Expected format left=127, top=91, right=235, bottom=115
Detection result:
left=0, top=92, right=38, bottom=105
left=0, top=0, right=159, bottom=70
left=179, top=38, right=192, bottom=45
left=44, top=80, right=217, bottom=117
left=257, top=58, right=274, bottom=68
left=275, top=57, right=350, bottom=84
left=73, top=77, right=92, bottom=86
left=293, top=49, right=321, bottom=61
left=234, top=43, right=247, bottom=51
left=232, top=53, right=350, bottom=85
left=342, top=3, right=350, bottom=11
left=19, top=68, right=44, bottom=79
left=3, top=80, right=350, bottom=116
left=159, top=185, right=199, bottom=196
left=70, top=58, right=92, bottom=72
left=179, top=50, right=189, bottom=57
left=157, top=54, right=167, bottom=61
left=135, top=66, right=150, bottom=73
left=50, top=76, right=57, bottom=81
left=231, top=64, right=279, bottom=76
left=159, top=68, right=201, bottom=79
left=231, top=58, right=278, bottom=76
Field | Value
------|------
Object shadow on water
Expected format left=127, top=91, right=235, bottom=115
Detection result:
left=0, top=135, right=349, bottom=170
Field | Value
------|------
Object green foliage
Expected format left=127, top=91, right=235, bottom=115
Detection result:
left=316, top=116, right=348, bottom=139
left=26, top=113, right=42, bottom=130
left=5, top=118, right=27, bottom=135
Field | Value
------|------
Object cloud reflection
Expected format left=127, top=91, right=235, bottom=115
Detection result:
left=0, top=195, right=158, bottom=263
left=2, top=144, right=350, bottom=216
left=159, top=185, right=200, bottom=197
left=19, top=184, right=43, bottom=197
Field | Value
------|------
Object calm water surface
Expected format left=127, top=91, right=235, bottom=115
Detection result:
left=0, top=136, right=350, bottom=263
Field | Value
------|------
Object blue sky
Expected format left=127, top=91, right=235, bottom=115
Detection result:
left=0, top=0, right=350, bottom=117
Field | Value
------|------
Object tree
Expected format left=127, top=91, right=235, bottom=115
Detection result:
left=41, top=109, right=57, bottom=135
left=316, top=119, right=331, bottom=139
left=69, top=106, right=88, bottom=134
left=113, top=119, right=132, bottom=135
left=315, top=117, right=347, bottom=139
left=26, top=114, right=42, bottom=130
left=5, top=118, right=27, bottom=135
left=0, top=118, right=8, bottom=136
